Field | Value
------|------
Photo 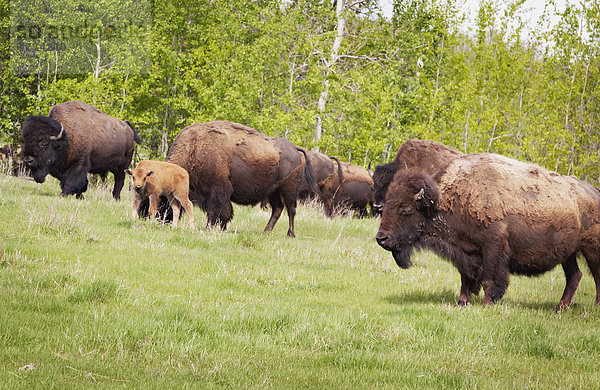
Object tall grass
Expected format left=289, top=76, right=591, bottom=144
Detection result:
left=1, top=174, right=600, bottom=389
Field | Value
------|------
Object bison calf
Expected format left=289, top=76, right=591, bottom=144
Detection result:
left=126, top=160, right=195, bottom=230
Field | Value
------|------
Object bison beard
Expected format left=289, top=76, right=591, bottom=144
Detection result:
left=377, top=153, right=600, bottom=310
left=391, top=247, right=414, bottom=269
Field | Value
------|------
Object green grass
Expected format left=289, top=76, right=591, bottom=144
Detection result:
left=1, top=174, right=600, bottom=389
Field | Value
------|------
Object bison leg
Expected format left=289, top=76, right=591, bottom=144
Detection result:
left=60, top=165, right=89, bottom=198
left=480, top=231, right=511, bottom=306
left=148, top=194, right=160, bottom=222
left=112, top=169, right=126, bottom=200
left=458, top=274, right=480, bottom=306
left=264, top=192, right=284, bottom=233
left=170, top=198, right=181, bottom=228
left=458, top=274, right=471, bottom=306
left=206, top=187, right=233, bottom=230
left=282, top=192, right=298, bottom=238
left=481, top=266, right=510, bottom=306
left=557, top=254, right=582, bottom=311
left=177, top=196, right=195, bottom=230
left=323, top=199, right=334, bottom=218
left=580, top=227, right=600, bottom=305
left=132, top=196, right=142, bottom=220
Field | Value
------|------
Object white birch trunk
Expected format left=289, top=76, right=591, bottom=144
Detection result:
left=314, top=0, right=346, bottom=151
left=94, top=31, right=101, bottom=79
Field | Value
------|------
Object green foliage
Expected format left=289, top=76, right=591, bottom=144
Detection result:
left=1, top=0, right=599, bottom=179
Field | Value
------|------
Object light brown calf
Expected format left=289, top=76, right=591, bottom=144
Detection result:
left=126, top=160, right=195, bottom=229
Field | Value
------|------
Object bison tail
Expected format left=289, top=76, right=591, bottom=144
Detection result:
left=126, top=120, right=143, bottom=144
left=297, top=147, right=324, bottom=199
left=329, top=156, right=344, bottom=194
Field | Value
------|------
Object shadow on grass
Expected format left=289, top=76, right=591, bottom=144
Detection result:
left=501, top=298, right=563, bottom=312
left=386, top=289, right=564, bottom=312
left=384, top=289, right=459, bottom=306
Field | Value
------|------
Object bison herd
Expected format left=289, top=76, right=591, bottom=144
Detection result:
left=14, top=100, right=600, bottom=311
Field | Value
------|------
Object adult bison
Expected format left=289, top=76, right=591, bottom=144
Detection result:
left=166, top=121, right=320, bottom=237
left=321, top=157, right=374, bottom=218
left=372, top=140, right=462, bottom=215
left=376, top=152, right=600, bottom=310
left=297, top=150, right=336, bottom=202
left=21, top=101, right=142, bottom=199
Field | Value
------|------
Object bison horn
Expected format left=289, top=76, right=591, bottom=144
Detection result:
left=414, top=188, right=425, bottom=201
left=50, top=123, right=65, bottom=141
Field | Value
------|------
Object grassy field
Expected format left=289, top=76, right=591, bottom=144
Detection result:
left=1, top=173, right=600, bottom=389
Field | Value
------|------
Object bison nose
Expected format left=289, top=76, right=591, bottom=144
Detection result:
left=376, top=230, right=392, bottom=249
left=372, top=203, right=384, bottom=214
left=23, top=156, right=35, bottom=166
left=135, top=185, right=142, bottom=193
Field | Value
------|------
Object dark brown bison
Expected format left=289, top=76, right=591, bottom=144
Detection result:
left=21, top=101, right=142, bottom=199
left=165, top=121, right=320, bottom=237
left=321, top=157, right=374, bottom=217
left=372, top=140, right=462, bottom=215
left=297, top=150, right=336, bottom=202
left=376, top=152, right=600, bottom=310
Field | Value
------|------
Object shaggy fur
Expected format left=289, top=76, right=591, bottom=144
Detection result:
left=166, top=121, right=320, bottom=237
left=320, top=157, right=374, bottom=217
left=21, top=101, right=141, bottom=199
left=372, top=140, right=462, bottom=214
left=377, top=153, right=600, bottom=310
left=127, top=160, right=195, bottom=230
left=297, top=150, right=336, bottom=201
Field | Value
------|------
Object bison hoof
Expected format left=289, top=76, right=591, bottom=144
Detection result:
left=555, top=301, right=573, bottom=312
left=457, top=300, right=470, bottom=307
left=482, top=298, right=495, bottom=307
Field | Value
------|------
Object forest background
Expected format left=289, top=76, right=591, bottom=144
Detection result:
left=0, top=0, right=598, bottom=182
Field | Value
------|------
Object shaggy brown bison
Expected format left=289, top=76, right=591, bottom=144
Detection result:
left=321, top=157, right=374, bottom=217
left=127, top=160, right=195, bottom=230
left=372, top=140, right=462, bottom=215
left=166, top=121, right=320, bottom=237
left=376, top=152, right=600, bottom=310
left=21, top=101, right=141, bottom=199
left=297, top=150, right=336, bottom=202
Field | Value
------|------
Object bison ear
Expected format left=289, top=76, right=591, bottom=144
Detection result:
left=146, top=171, right=154, bottom=177
left=125, top=169, right=132, bottom=176
left=414, top=184, right=438, bottom=216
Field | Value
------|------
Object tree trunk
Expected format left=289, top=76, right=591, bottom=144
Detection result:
left=94, top=31, right=101, bottom=79
left=314, top=0, right=346, bottom=151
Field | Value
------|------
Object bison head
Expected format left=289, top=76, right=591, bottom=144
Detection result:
left=372, top=161, right=399, bottom=215
left=21, top=116, right=68, bottom=183
left=375, top=171, right=439, bottom=269
left=126, top=163, right=154, bottom=196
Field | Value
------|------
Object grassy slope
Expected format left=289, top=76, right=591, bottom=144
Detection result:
left=1, top=174, right=600, bottom=389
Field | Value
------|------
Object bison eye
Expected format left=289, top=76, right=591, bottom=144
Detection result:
left=39, top=140, right=49, bottom=148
